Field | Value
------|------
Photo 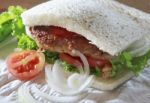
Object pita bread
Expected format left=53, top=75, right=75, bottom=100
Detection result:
left=93, top=70, right=134, bottom=90
left=21, top=0, right=150, bottom=56
left=21, top=0, right=150, bottom=90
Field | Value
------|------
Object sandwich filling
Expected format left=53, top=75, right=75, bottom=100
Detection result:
left=30, top=26, right=113, bottom=78
left=28, top=25, right=150, bottom=79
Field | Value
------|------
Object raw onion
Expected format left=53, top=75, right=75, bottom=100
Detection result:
left=67, top=73, right=94, bottom=90
left=71, top=50, right=90, bottom=77
left=52, top=61, right=67, bottom=84
left=45, top=50, right=94, bottom=96
left=67, top=73, right=85, bottom=89
left=127, top=36, right=150, bottom=57
left=18, top=50, right=94, bottom=103
left=18, top=85, right=40, bottom=103
left=45, top=65, right=91, bottom=95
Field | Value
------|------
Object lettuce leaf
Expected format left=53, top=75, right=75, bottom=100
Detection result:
left=60, top=61, right=79, bottom=72
left=17, top=34, right=37, bottom=50
left=0, top=6, right=24, bottom=25
left=0, top=6, right=38, bottom=50
left=0, top=6, right=25, bottom=42
left=111, top=50, right=150, bottom=77
left=44, top=50, right=59, bottom=64
left=90, top=67, right=102, bottom=77
left=0, top=21, right=12, bottom=42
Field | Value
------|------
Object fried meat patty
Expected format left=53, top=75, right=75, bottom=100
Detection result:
left=30, top=26, right=111, bottom=59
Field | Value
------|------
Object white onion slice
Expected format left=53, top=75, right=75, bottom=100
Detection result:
left=127, top=36, right=150, bottom=57
left=45, top=66, right=87, bottom=95
left=71, top=50, right=90, bottom=77
left=45, top=66, right=70, bottom=93
left=77, top=75, right=94, bottom=92
left=45, top=49, right=94, bottom=101
left=32, top=85, right=87, bottom=103
left=52, top=61, right=67, bottom=84
left=67, top=73, right=85, bottom=89
left=45, top=49, right=94, bottom=96
left=18, top=85, right=40, bottom=103
left=67, top=73, right=94, bottom=90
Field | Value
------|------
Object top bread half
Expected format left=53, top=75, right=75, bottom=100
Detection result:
left=21, top=0, right=150, bottom=56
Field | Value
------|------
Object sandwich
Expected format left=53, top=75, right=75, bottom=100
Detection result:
left=21, top=0, right=150, bottom=90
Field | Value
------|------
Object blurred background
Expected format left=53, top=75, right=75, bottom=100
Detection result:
left=0, top=0, right=150, bottom=13
left=118, top=0, right=150, bottom=13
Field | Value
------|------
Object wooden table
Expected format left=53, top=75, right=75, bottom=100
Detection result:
left=118, top=0, right=150, bottom=13
left=0, top=0, right=47, bottom=12
left=0, top=0, right=150, bottom=13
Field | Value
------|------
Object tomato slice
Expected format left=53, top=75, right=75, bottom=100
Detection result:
left=6, top=50, right=45, bottom=81
left=59, top=53, right=111, bottom=69
left=86, top=56, right=111, bottom=68
left=59, top=53, right=82, bottom=68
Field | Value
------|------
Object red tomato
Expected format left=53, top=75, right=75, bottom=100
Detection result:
left=59, top=53, right=111, bottom=69
left=59, top=53, right=82, bottom=68
left=6, top=50, right=45, bottom=81
left=87, top=56, right=111, bottom=68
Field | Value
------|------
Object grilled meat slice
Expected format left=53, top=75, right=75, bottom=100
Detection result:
left=30, top=26, right=111, bottom=59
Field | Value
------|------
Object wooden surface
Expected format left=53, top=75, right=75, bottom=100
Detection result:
left=0, top=0, right=150, bottom=13
left=0, top=0, right=47, bottom=11
left=118, top=0, right=150, bottom=13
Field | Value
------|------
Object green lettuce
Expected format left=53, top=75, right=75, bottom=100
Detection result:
left=0, top=21, right=12, bottom=42
left=111, top=50, right=150, bottom=77
left=60, top=61, right=102, bottom=76
left=0, top=6, right=37, bottom=50
left=0, top=6, right=25, bottom=42
left=17, top=34, right=37, bottom=50
left=60, top=61, right=79, bottom=73
left=44, top=50, right=59, bottom=64
left=90, top=67, right=102, bottom=77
